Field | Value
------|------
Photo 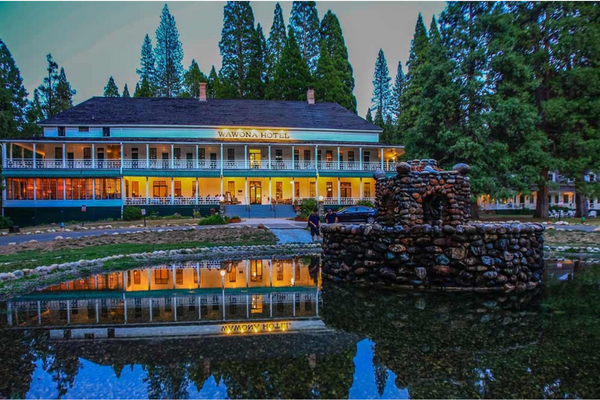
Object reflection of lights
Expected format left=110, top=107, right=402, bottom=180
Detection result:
left=557, top=262, right=563, bottom=269
left=253, top=327, right=259, bottom=333
left=225, top=328, right=231, bottom=334
left=291, top=278, right=295, bottom=286
left=240, top=328, right=245, bottom=333
left=268, top=327, right=273, bottom=332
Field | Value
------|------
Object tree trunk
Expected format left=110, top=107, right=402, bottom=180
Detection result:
left=533, top=185, right=549, bottom=219
left=470, top=200, right=480, bottom=220
left=575, top=192, right=589, bottom=218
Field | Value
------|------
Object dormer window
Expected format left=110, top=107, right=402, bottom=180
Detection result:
left=78, top=127, right=89, bottom=132
left=102, top=127, right=111, bottom=137
left=58, top=127, right=66, bottom=137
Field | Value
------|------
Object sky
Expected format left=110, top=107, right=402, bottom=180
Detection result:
left=0, top=1, right=446, bottom=117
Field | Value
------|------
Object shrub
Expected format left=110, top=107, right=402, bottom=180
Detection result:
left=0, top=216, right=13, bottom=229
left=229, top=215, right=240, bottom=220
left=299, top=198, right=318, bottom=218
left=198, top=214, right=227, bottom=225
left=123, top=206, right=142, bottom=221
left=193, top=210, right=202, bottom=218
left=550, top=205, right=570, bottom=213
left=357, top=199, right=374, bottom=208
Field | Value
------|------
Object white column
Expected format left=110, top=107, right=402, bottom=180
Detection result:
left=195, top=145, right=199, bottom=169
left=63, top=178, right=66, bottom=201
left=195, top=178, right=199, bottom=205
left=291, top=180, right=295, bottom=203
left=37, top=300, right=41, bottom=325
left=62, top=144, right=66, bottom=168
left=170, top=177, right=174, bottom=204
left=337, top=146, right=340, bottom=170
left=2, top=178, right=6, bottom=211
left=172, top=264, right=176, bottom=289
left=220, top=176, right=224, bottom=195
left=33, top=177, right=37, bottom=201
left=146, top=144, right=150, bottom=168
left=149, top=298, right=153, bottom=321
left=292, top=145, right=295, bottom=169
left=147, top=269, right=151, bottom=290
left=244, top=177, right=248, bottom=204
left=170, top=145, right=174, bottom=169
left=120, top=176, right=125, bottom=212
left=315, top=177, right=319, bottom=201
left=145, top=177, right=149, bottom=204
left=92, top=144, right=95, bottom=167
left=244, top=145, right=248, bottom=169
left=315, top=145, right=318, bottom=172
left=220, top=144, right=224, bottom=175
left=337, top=177, right=341, bottom=205
left=269, top=177, right=272, bottom=203
left=173, top=296, right=177, bottom=322
left=360, top=178, right=363, bottom=200
left=268, top=145, right=271, bottom=169
left=380, top=148, right=384, bottom=170
left=359, top=147, right=363, bottom=170
left=32, top=144, right=36, bottom=169
left=1, top=144, right=6, bottom=168
left=92, top=179, right=96, bottom=201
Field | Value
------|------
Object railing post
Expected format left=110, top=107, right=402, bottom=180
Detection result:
left=195, top=145, right=199, bottom=169
left=92, top=144, right=95, bottom=168
left=146, top=144, right=150, bottom=168
left=269, top=177, right=272, bottom=204
left=220, top=144, right=224, bottom=175
left=359, top=147, right=363, bottom=170
left=92, top=178, right=96, bottom=201
left=32, top=143, right=36, bottom=169
left=380, top=148, right=384, bottom=170
left=170, top=145, right=174, bottom=169
left=33, top=177, right=37, bottom=201
left=63, top=178, right=66, bottom=201
left=291, top=145, right=295, bottom=170
left=244, top=145, right=248, bottom=169
left=337, top=146, right=340, bottom=170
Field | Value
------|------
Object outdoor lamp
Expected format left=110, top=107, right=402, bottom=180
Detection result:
left=318, top=196, right=324, bottom=202
left=219, top=195, right=225, bottom=202
left=220, top=270, right=226, bottom=276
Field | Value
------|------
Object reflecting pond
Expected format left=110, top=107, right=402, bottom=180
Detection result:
left=1, top=257, right=600, bottom=399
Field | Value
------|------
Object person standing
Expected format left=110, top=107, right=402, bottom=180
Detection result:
left=324, top=208, right=338, bottom=224
left=308, top=209, right=321, bottom=241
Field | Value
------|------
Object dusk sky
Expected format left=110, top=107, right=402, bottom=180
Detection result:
left=0, top=1, right=445, bottom=116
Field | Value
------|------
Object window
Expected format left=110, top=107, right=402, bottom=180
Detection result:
left=176, top=270, right=183, bottom=285
left=364, top=151, right=370, bottom=163
left=564, top=194, right=569, bottom=204
left=295, top=181, right=300, bottom=197
left=341, top=182, right=352, bottom=198
left=348, top=151, right=355, bottom=162
left=131, top=181, right=139, bottom=197
left=520, top=195, right=525, bottom=203
left=250, top=260, right=262, bottom=282
left=155, top=269, right=169, bottom=285
left=276, top=262, right=284, bottom=281
left=199, top=148, right=206, bottom=160
left=229, top=266, right=237, bottom=283
left=275, top=149, right=283, bottom=161
left=78, top=127, right=89, bottom=132
left=294, top=149, right=299, bottom=162
left=317, top=150, right=322, bottom=162
left=364, top=182, right=371, bottom=198
left=174, top=148, right=181, bottom=159
left=83, top=148, right=91, bottom=160
left=102, top=127, right=111, bottom=137
left=54, top=147, right=62, bottom=160
left=174, top=181, right=182, bottom=197
left=326, top=150, right=333, bottom=162
left=95, top=178, right=121, bottom=200
left=326, top=182, right=333, bottom=198
left=58, top=127, right=66, bottom=137
left=133, top=271, right=141, bottom=285
left=310, top=182, right=316, bottom=198
left=276, top=182, right=283, bottom=201
left=150, top=148, right=157, bottom=160
left=227, top=148, right=235, bottom=161
left=66, top=178, right=93, bottom=200
left=304, top=149, right=311, bottom=161
left=153, top=181, right=168, bottom=197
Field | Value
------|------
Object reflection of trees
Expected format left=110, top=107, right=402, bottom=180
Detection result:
left=321, top=273, right=600, bottom=398
left=143, top=364, right=190, bottom=399
left=0, top=329, right=39, bottom=399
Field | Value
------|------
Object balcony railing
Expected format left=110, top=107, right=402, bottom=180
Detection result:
left=125, top=197, right=220, bottom=206
left=6, top=158, right=398, bottom=172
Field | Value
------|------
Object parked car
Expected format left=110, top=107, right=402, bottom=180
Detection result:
left=334, top=206, right=377, bottom=224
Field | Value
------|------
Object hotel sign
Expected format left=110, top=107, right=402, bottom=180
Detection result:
left=220, top=321, right=292, bottom=334
left=217, top=129, right=290, bottom=140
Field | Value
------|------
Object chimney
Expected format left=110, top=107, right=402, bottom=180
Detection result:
left=199, top=82, right=207, bottom=102
left=307, top=87, right=315, bottom=105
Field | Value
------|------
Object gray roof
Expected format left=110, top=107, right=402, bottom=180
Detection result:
left=41, top=97, right=381, bottom=132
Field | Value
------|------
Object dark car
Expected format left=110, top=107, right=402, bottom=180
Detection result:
left=335, top=206, right=377, bottom=224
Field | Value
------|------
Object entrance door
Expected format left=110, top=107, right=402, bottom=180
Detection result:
left=249, top=149, right=261, bottom=169
left=249, top=181, right=262, bottom=204
left=162, top=152, right=169, bottom=169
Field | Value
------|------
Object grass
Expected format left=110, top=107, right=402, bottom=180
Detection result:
left=544, top=229, right=600, bottom=248
left=477, top=214, right=600, bottom=226
left=0, top=234, right=276, bottom=274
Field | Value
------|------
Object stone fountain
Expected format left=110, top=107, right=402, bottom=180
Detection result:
left=321, top=159, right=545, bottom=292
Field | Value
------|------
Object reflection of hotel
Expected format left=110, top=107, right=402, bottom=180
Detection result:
left=6, top=258, right=322, bottom=335
left=1, top=87, right=403, bottom=224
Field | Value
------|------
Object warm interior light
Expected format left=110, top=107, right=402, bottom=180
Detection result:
left=220, top=270, right=226, bottom=276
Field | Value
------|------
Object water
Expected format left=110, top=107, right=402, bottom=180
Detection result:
left=1, top=257, right=599, bottom=399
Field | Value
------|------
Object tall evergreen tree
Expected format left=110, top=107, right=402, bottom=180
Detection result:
left=122, top=84, right=131, bottom=98
left=218, top=1, right=258, bottom=98
left=371, top=49, right=392, bottom=121
left=266, top=3, right=287, bottom=83
left=390, top=61, right=404, bottom=122
left=319, top=10, right=357, bottom=112
left=181, top=59, right=207, bottom=98
left=0, top=39, right=29, bottom=138
left=136, top=34, right=156, bottom=95
left=34, top=54, right=75, bottom=120
left=314, top=39, right=345, bottom=105
left=154, top=4, right=184, bottom=97
left=103, top=76, right=119, bottom=97
left=243, top=23, right=267, bottom=99
left=266, top=28, right=311, bottom=101
left=289, top=1, right=320, bottom=73
left=134, top=77, right=153, bottom=98
left=207, top=66, right=220, bottom=99
left=365, top=108, right=373, bottom=123
left=54, top=67, right=76, bottom=112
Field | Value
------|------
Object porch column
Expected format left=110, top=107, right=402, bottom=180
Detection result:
left=314, top=145, right=318, bottom=172
left=269, top=177, right=272, bottom=203
left=337, top=146, right=340, bottom=170
left=170, top=145, right=174, bottom=169
left=359, top=147, right=363, bottom=170
left=172, top=264, right=176, bottom=289
left=171, top=177, right=174, bottom=204
left=195, top=178, right=199, bottom=205
left=9, top=143, right=13, bottom=164
left=220, top=144, right=224, bottom=175
left=2, top=143, right=6, bottom=168
left=33, top=177, right=37, bottom=201
left=32, top=144, right=36, bottom=169
left=244, top=177, right=248, bottom=205
left=92, top=179, right=96, bottom=201
left=291, top=145, right=295, bottom=169
left=146, top=177, right=149, bottom=204
left=146, top=144, right=150, bottom=168
left=63, top=178, right=67, bottom=201
left=244, top=145, right=248, bottom=169
left=62, top=144, right=66, bottom=168
left=291, top=179, right=295, bottom=203
left=380, top=148, right=384, bottom=170
left=2, top=178, right=6, bottom=213
left=220, top=176, right=223, bottom=195
left=268, top=145, right=271, bottom=169
left=315, top=177, right=319, bottom=201
left=92, top=144, right=95, bottom=167
left=195, top=145, right=199, bottom=169
left=120, top=176, right=125, bottom=215
left=360, top=178, right=363, bottom=200
left=337, top=177, right=341, bottom=205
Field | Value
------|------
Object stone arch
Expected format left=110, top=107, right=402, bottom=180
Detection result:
left=380, top=189, right=396, bottom=226
left=422, top=193, right=450, bottom=226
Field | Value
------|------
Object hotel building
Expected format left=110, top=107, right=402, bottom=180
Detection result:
left=0, top=86, right=402, bottom=225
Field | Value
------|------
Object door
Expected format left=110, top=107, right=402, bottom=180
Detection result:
left=249, top=181, right=262, bottom=204
left=162, top=152, right=169, bottom=169
left=97, top=148, right=105, bottom=168
left=131, top=148, right=139, bottom=168
left=249, top=149, right=261, bottom=169
left=83, top=148, right=92, bottom=167
left=210, top=153, right=217, bottom=169
left=67, top=152, right=75, bottom=168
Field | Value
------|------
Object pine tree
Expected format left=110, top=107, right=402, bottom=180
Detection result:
left=319, top=10, right=357, bottom=112
left=366, top=108, right=373, bottom=123
left=243, top=23, right=267, bottom=99
left=314, top=40, right=345, bottom=104
left=207, top=66, right=220, bottom=99
left=390, top=61, right=404, bottom=122
left=371, top=49, right=392, bottom=121
left=181, top=59, right=207, bottom=98
left=134, top=77, right=153, bottom=97
left=0, top=39, right=29, bottom=138
left=266, top=3, right=287, bottom=83
left=54, top=67, right=76, bottom=112
left=136, top=34, right=156, bottom=95
left=266, top=28, right=311, bottom=101
left=36, top=53, right=59, bottom=119
left=103, top=76, right=119, bottom=97
left=122, top=84, right=131, bottom=98
left=219, top=1, right=258, bottom=98
left=289, top=1, right=320, bottom=73
left=154, top=4, right=184, bottom=97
